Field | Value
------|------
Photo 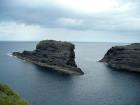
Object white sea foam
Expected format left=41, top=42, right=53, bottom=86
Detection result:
left=7, top=53, right=12, bottom=57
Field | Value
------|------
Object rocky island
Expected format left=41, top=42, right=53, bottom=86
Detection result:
left=13, top=40, right=84, bottom=75
left=100, top=43, right=140, bottom=72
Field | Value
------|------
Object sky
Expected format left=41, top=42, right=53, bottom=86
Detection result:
left=0, top=0, right=140, bottom=42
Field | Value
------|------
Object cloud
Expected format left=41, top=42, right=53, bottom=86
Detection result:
left=58, top=18, right=83, bottom=26
left=0, top=0, right=140, bottom=42
left=1, top=0, right=140, bottom=32
left=0, top=21, right=47, bottom=41
left=0, top=21, right=140, bottom=42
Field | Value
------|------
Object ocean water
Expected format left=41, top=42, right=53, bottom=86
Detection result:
left=0, top=42, right=140, bottom=105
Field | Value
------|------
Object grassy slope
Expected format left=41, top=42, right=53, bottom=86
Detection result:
left=0, top=83, right=29, bottom=105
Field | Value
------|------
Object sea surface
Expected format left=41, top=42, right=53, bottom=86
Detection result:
left=0, top=42, right=140, bottom=105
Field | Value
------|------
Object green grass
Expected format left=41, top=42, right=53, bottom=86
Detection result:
left=0, top=83, right=29, bottom=105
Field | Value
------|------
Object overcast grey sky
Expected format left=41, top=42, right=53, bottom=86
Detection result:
left=0, top=0, right=140, bottom=42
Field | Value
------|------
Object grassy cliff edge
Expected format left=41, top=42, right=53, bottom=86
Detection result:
left=0, top=83, right=29, bottom=105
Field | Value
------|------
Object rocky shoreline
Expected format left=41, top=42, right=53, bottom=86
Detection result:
left=100, top=43, right=140, bottom=72
left=13, top=40, right=84, bottom=75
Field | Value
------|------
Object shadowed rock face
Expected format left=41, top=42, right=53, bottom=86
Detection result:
left=100, top=43, right=140, bottom=72
left=13, top=40, right=84, bottom=75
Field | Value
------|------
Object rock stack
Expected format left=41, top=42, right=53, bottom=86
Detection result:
left=13, top=40, right=84, bottom=75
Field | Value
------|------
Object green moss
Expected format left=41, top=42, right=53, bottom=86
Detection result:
left=0, top=84, right=29, bottom=105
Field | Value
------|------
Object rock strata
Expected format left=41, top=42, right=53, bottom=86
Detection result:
left=13, top=40, right=84, bottom=75
left=100, top=43, right=140, bottom=72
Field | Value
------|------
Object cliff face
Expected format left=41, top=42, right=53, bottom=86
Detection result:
left=13, top=40, right=84, bottom=75
left=100, top=43, right=140, bottom=72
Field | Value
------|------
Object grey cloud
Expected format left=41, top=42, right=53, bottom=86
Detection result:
left=0, top=0, right=140, bottom=32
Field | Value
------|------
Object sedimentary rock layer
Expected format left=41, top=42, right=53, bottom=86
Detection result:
left=100, top=43, right=140, bottom=72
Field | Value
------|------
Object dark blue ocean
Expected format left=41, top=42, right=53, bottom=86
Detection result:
left=0, top=42, right=140, bottom=105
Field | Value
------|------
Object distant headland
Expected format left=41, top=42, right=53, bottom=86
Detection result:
left=100, top=43, right=140, bottom=72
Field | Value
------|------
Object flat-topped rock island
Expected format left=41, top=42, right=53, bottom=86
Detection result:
left=13, top=40, right=84, bottom=75
left=100, top=43, right=140, bottom=72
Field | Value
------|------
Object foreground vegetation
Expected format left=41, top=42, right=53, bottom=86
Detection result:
left=0, top=83, right=29, bottom=105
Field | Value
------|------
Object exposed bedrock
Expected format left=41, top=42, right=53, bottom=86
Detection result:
left=100, top=43, right=140, bottom=72
left=13, top=40, right=84, bottom=75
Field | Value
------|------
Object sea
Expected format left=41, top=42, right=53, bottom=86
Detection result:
left=0, top=42, right=140, bottom=105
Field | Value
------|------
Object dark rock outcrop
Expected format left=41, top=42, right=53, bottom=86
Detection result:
left=13, top=40, right=84, bottom=75
left=100, top=43, right=140, bottom=72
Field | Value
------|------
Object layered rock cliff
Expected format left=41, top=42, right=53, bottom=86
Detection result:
left=100, top=43, right=140, bottom=72
left=13, top=40, right=84, bottom=75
